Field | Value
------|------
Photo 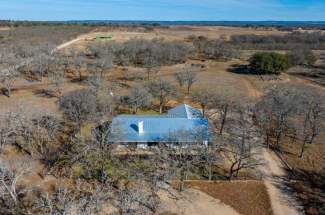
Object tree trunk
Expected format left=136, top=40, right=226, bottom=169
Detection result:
left=228, top=162, right=237, bottom=181
left=208, top=164, right=212, bottom=181
left=265, top=134, right=270, bottom=148
left=78, top=70, right=82, bottom=81
left=179, top=170, right=185, bottom=192
left=299, top=141, right=307, bottom=159
left=202, top=105, right=206, bottom=117
left=219, top=105, right=228, bottom=135
left=6, top=87, right=11, bottom=98
left=159, top=104, right=163, bottom=114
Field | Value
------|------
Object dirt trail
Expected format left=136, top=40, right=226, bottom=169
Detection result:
left=261, top=149, right=302, bottom=215
left=241, top=76, right=263, bottom=99
left=53, top=37, right=83, bottom=51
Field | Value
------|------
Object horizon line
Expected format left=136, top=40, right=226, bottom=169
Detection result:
left=2, top=19, right=325, bottom=23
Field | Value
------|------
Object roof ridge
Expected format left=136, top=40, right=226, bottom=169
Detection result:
left=183, top=104, right=191, bottom=119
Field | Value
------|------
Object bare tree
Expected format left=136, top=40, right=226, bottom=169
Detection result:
left=87, top=73, right=106, bottom=95
left=143, top=51, right=159, bottom=81
left=222, top=107, right=263, bottom=180
left=68, top=48, right=86, bottom=82
left=211, top=92, right=240, bottom=136
left=298, top=101, right=324, bottom=158
left=0, top=66, right=19, bottom=97
left=0, top=158, right=33, bottom=206
left=146, top=79, right=177, bottom=114
left=255, top=86, right=297, bottom=149
left=291, top=87, right=325, bottom=158
left=23, top=43, right=54, bottom=82
left=34, top=183, right=111, bottom=215
left=48, top=70, right=65, bottom=96
left=0, top=112, right=24, bottom=152
left=0, top=110, right=62, bottom=163
left=59, top=89, right=97, bottom=128
left=174, top=71, right=187, bottom=88
left=74, top=55, right=86, bottom=82
left=128, top=86, right=152, bottom=114
left=115, top=182, right=160, bottom=215
left=174, top=66, right=198, bottom=94
left=190, top=88, right=214, bottom=117
left=184, top=66, right=198, bottom=95
left=197, top=144, right=221, bottom=181
left=93, top=55, right=113, bottom=78
left=48, top=57, right=66, bottom=96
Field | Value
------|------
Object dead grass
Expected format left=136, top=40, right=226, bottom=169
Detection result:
left=185, top=180, right=273, bottom=215
left=281, top=137, right=325, bottom=172
left=280, top=136, right=325, bottom=215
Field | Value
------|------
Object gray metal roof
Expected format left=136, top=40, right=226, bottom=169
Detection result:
left=111, top=104, right=209, bottom=143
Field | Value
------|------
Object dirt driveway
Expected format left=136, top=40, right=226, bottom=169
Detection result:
left=261, top=149, right=302, bottom=215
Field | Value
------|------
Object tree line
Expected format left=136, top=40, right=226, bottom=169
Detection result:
left=230, top=31, right=325, bottom=50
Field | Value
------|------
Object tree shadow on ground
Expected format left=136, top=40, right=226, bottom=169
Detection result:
left=277, top=167, right=325, bottom=215
left=0, top=88, right=9, bottom=97
left=33, top=89, right=57, bottom=98
left=227, top=64, right=255, bottom=75
left=69, top=77, right=87, bottom=83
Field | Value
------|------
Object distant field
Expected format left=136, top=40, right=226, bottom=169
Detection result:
left=80, top=25, right=289, bottom=43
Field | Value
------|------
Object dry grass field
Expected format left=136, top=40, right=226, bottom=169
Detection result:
left=81, top=25, right=289, bottom=43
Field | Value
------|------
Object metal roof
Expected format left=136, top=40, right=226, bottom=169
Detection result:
left=167, top=104, right=203, bottom=119
left=111, top=104, right=209, bottom=143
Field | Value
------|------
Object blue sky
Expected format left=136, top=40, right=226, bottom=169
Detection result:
left=1, top=0, right=324, bottom=21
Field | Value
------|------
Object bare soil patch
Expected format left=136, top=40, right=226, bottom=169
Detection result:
left=158, top=187, right=240, bottom=215
left=185, top=180, right=273, bottom=215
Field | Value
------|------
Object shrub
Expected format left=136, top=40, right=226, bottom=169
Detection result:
left=249, top=52, right=291, bottom=75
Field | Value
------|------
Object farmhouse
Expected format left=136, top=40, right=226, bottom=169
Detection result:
left=110, top=104, right=209, bottom=148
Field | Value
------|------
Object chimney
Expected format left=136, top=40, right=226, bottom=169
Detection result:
left=138, top=121, right=144, bottom=134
